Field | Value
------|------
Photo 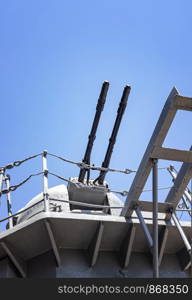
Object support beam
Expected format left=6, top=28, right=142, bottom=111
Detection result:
left=119, top=224, right=136, bottom=268
left=0, top=242, right=26, bottom=278
left=174, top=95, right=192, bottom=111
left=88, top=222, right=104, bottom=267
left=172, top=213, right=191, bottom=252
left=167, top=165, right=192, bottom=204
left=44, top=220, right=61, bottom=267
left=0, top=168, right=4, bottom=191
left=121, top=87, right=179, bottom=217
left=127, top=200, right=172, bottom=213
left=158, top=227, right=169, bottom=266
left=165, top=157, right=192, bottom=208
left=0, top=168, right=4, bottom=220
left=135, top=207, right=153, bottom=249
left=172, top=213, right=191, bottom=270
left=152, top=159, right=159, bottom=278
left=5, top=175, right=13, bottom=229
left=177, top=247, right=191, bottom=271
left=42, top=150, right=49, bottom=212
left=151, top=147, right=192, bottom=163
left=181, top=195, right=192, bottom=213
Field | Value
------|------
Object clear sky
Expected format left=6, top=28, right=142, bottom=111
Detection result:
left=0, top=0, right=191, bottom=225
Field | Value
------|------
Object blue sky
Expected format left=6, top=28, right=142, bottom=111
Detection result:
left=0, top=0, right=191, bottom=225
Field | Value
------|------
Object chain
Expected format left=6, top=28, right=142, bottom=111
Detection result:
left=110, top=186, right=173, bottom=197
left=0, top=151, right=171, bottom=177
left=47, top=152, right=79, bottom=166
left=48, top=171, right=74, bottom=184
left=0, top=171, right=43, bottom=195
left=0, top=151, right=185, bottom=198
left=47, top=152, right=136, bottom=175
left=0, top=153, right=42, bottom=171
left=0, top=169, right=175, bottom=197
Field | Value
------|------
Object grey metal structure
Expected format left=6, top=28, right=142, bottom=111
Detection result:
left=0, top=84, right=191, bottom=278
left=167, top=165, right=192, bottom=216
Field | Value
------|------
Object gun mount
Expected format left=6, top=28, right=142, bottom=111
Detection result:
left=0, top=84, right=192, bottom=279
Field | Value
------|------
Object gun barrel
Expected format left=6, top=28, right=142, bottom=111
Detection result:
left=78, top=81, right=109, bottom=182
left=98, top=85, right=131, bottom=185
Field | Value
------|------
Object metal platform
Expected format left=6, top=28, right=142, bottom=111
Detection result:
left=0, top=211, right=191, bottom=277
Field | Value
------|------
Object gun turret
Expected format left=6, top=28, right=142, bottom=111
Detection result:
left=96, top=85, right=131, bottom=185
left=78, top=81, right=109, bottom=183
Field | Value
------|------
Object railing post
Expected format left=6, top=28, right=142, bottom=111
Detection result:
left=42, top=150, right=49, bottom=212
left=0, top=168, right=5, bottom=228
left=5, top=174, right=13, bottom=229
left=0, top=168, right=4, bottom=197
left=0, top=168, right=4, bottom=189
left=152, top=158, right=159, bottom=278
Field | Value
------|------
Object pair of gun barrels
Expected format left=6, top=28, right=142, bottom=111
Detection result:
left=78, top=81, right=131, bottom=185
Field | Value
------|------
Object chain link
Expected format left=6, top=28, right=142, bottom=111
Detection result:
left=0, top=153, right=42, bottom=171
left=47, top=152, right=136, bottom=175
left=1, top=151, right=190, bottom=200
left=0, top=172, right=43, bottom=195
left=0, top=151, right=170, bottom=178
left=48, top=171, right=74, bottom=184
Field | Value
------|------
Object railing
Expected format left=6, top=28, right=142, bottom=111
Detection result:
left=0, top=150, right=191, bottom=230
left=0, top=150, right=136, bottom=229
